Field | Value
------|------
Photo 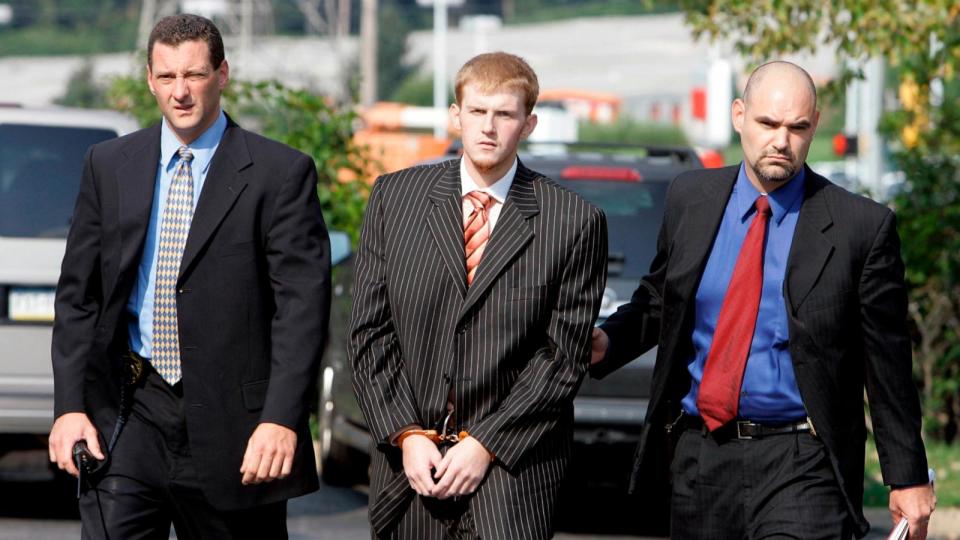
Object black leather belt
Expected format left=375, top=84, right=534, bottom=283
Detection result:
left=682, top=414, right=811, bottom=440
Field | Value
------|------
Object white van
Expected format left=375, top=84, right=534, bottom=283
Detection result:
left=0, top=106, right=138, bottom=477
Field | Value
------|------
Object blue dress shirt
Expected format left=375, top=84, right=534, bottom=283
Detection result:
left=681, top=163, right=808, bottom=423
left=126, top=111, right=228, bottom=358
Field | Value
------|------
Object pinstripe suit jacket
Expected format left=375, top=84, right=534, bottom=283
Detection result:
left=594, top=165, right=928, bottom=537
left=348, top=158, right=607, bottom=538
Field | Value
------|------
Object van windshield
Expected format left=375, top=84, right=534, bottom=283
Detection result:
left=0, top=124, right=118, bottom=238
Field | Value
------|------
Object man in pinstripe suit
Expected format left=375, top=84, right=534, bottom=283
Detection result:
left=591, top=61, right=935, bottom=538
left=349, top=52, right=607, bottom=539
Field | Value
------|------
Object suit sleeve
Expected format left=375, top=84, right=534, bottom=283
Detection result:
left=859, top=210, right=929, bottom=486
left=52, top=146, right=104, bottom=417
left=348, top=179, right=422, bottom=445
left=591, top=177, right=676, bottom=379
left=259, top=153, right=331, bottom=429
left=468, top=207, right=608, bottom=469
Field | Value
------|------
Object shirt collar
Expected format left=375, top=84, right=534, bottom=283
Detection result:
left=734, top=162, right=806, bottom=225
left=159, top=109, right=228, bottom=174
left=459, top=157, right=517, bottom=203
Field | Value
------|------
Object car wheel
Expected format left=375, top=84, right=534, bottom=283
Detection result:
left=317, top=366, right=365, bottom=486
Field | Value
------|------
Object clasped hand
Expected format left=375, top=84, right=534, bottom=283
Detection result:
left=402, top=435, right=492, bottom=499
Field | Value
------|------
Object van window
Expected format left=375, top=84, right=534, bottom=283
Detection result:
left=0, top=124, right=118, bottom=238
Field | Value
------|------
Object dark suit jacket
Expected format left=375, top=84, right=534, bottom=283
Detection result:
left=594, top=165, right=928, bottom=537
left=348, top=159, right=607, bottom=539
left=52, top=116, right=330, bottom=510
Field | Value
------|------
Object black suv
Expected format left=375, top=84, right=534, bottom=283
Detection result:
left=317, top=144, right=703, bottom=489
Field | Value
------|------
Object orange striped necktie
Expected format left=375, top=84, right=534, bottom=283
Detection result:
left=463, top=190, right=495, bottom=286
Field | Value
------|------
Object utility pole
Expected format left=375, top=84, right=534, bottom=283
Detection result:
left=432, top=0, right=448, bottom=138
left=137, top=0, right=178, bottom=49
left=360, top=0, right=378, bottom=106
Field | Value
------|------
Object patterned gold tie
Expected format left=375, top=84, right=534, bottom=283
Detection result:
left=153, top=146, right=194, bottom=384
left=464, top=190, right=494, bottom=286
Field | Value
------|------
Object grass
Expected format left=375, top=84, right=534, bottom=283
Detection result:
left=863, top=437, right=960, bottom=507
left=0, top=24, right=137, bottom=56
left=578, top=118, right=689, bottom=147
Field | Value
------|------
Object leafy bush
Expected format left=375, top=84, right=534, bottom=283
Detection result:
left=107, top=72, right=373, bottom=245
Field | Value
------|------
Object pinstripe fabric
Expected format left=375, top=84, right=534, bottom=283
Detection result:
left=349, top=158, right=608, bottom=539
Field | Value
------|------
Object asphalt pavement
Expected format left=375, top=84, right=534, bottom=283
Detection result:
left=0, top=478, right=909, bottom=540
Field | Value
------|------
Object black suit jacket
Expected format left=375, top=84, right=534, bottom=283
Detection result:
left=594, top=165, right=928, bottom=536
left=52, top=116, right=330, bottom=510
left=348, top=159, right=607, bottom=538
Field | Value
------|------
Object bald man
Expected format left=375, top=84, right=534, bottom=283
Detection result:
left=590, top=61, right=935, bottom=539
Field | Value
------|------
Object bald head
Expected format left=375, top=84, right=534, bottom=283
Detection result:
left=732, top=60, right=820, bottom=194
left=742, top=61, right=817, bottom=112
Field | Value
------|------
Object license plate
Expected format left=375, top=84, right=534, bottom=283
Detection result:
left=8, top=287, right=56, bottom=322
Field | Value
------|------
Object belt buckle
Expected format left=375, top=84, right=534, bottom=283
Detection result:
left=735, top=421, right=754, bottom=440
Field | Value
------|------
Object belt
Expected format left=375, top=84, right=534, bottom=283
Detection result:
left=681, top=414, right=811, bottom=440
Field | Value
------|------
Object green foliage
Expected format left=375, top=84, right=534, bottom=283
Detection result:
left=106, top=68, right=162, bottom=127
left=229, top=80, right=371, bottom=245
left=390, top=75, right=453, bottom=107
left=864, top=436, right=960, bottom=506
left=0, top=0, right=137, bottom=56
left=106, top=72, right=372, bottom=245
left=377, top=0, right=420, bottom=102
left=578, top=118, right=688, bottom=147
left=680, top=1, right=960, bottom=443
left=54, top=59, right=108, bottom=109
left=505, top=0, right=681, bottom=24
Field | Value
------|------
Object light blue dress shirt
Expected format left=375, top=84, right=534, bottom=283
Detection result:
left=126, top=111, right=227, bottom=358
left=681, top=163, right=808, bottom=423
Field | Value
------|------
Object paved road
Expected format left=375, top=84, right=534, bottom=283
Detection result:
left=0, top=477, right=907, bottom=540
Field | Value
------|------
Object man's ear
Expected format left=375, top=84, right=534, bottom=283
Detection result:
left=449, top=103, right=462, bottom=133
left=521, top=113, right=538, bottom=139
left=146, top=65, right=156, bottom=96
left=731, top=98, right=745, bottom=135
left=217, top=59, right=230, bottom=90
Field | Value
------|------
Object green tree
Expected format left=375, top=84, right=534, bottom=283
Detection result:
left=378, top=0, right=420, bottom=101
left=107, top=71, right=373, bottom=245
left=54, top=59, right=108, bottom=109
left=679, top=0, right=960, bottom=442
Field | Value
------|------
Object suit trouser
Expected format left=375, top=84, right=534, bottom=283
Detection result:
left=79, top=366, right=287, bottom=540
left=670, top=426, right=852, bottom=540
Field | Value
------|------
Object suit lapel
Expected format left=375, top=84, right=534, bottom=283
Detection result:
left=426, top=160, right=469, bottom=298
left=670, top=166, right=738, bottom=303
left=460, top=163, right=538, bottom=318
left=178, top=117, right=250, bottom=280
left=784, top=168, right=835, bottom=312
left=116, top=125, right=162, bottom=277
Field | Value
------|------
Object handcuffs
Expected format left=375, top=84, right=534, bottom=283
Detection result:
left=397, top=410, right=469, bottom=448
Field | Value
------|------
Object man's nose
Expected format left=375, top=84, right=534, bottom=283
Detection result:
left=172, top=77, right=190, bottom=100
left=481, top=113, right=495, bottom=133
left=771, top=127, right=789, bottom=150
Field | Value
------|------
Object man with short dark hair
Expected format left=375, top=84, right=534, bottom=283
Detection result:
left=591, top=61, right=935, bottom=539
left=350, top=52, right=607, bottom=539
left=48, top=14, right=330, bottom=539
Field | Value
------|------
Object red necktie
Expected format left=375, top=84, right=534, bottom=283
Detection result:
left=464, top=191, right=494, bottom=286
left=697, top=195, right=772, bottom=431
